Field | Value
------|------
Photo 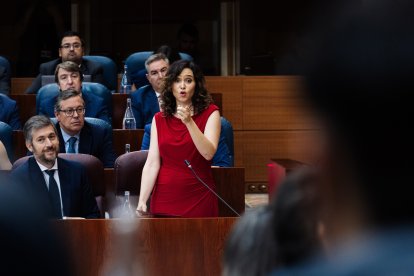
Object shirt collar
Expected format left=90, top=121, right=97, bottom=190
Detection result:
left=60, top=127, right=80, bottom=143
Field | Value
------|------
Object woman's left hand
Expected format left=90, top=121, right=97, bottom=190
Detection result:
left=176, top=105, right=193, bottom=124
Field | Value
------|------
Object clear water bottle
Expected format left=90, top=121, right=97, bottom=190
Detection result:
left=122, top=98, right=136, bottom=129
left=125, top=143, right=131, bottom=153
left=119, top=64, right=131, bottom=94
left=121, top=191, right=135, bottom=218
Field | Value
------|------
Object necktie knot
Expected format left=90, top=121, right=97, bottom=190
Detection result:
left=45, top=169, right=55, bottom=178
left=68, top=137, right=77, bottom=153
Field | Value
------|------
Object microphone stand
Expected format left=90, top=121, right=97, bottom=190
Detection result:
left=184, top=160, right=240, bottom=217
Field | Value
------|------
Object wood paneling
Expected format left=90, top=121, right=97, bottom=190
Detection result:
left=112, top=129, right=145, bottom=157
left=205, top=76, right=244, bottom=130
left=243, top=76, right=316, bottom=130
left=11, top=78, right=34, bottom=95
left=54, top=218, right=237, bottom=276
left=236, top=130, right=322, bottom=189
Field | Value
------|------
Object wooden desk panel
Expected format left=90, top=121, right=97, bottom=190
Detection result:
left=9, top=94, right=36, bottom=126
left=205, top=76, right=243, bottom=130
left=112, top=129, right=144, bottom=157
left=11, top=77, right=34, bottom=95
left=12, top=130, right=26, bottom=162
left=104, top=167, right=245, bottom=217
left=243, top=76, right=317, bottom=130
left=54, top=218, right=237, bottom=276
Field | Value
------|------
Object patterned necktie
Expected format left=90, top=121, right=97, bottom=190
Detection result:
left=67, top=137, right=77, bottom=153
left=45, top=169, right=62, bottom=219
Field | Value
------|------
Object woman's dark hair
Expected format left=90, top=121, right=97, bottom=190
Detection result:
left=160, top=60, right=212, bottom=117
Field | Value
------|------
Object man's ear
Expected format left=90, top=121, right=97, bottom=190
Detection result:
left=26, top=142, right=33, bottom=152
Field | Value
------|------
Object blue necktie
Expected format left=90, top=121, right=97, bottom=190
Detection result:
left=45, top=169, right=62, bottom=219
left=67, top=137, right=77, bottom=153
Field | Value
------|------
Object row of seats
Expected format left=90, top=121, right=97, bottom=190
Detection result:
left=1, top=52, right=192, bottom=94
left=9, top=152, right=245, bottom=217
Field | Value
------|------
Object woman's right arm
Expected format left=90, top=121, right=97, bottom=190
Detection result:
left=0, top=141, right=11, bottom=170
left=136, top=119, right=161, bottom=214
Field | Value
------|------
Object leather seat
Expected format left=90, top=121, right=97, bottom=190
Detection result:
left=83, top=55, right=118, bottom=92
left=36, top=82, right=113, bottom=121
left=114, top=150, right=148, bottom=196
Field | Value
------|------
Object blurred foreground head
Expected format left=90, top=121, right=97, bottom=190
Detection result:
left=0, top=174, right=71, bottom=275
left=304, top=0, right=414, bottom=231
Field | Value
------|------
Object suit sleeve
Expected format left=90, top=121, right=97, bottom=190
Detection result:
left=25, top=73, right=42, bottom=94
left=141, top=123, right=151, bottom=150
left=90, top=65, right=105, bottom=87
left=8, top=100, right=22, bottom=130
left=212, top=135, right=232, bottom=167
left=131, top=92, right=144, bottom=129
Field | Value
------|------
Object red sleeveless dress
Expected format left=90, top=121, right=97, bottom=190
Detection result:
left=150, top=104, right=219, bottom=217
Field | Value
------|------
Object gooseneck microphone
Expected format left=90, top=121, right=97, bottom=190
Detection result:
left=184, top=160, right=240, bottom=217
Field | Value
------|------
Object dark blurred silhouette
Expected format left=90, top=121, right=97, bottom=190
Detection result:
left=272, top=1, right=414, bottom=275
left=223, top=168, right=323, bottom=276
left=0, top=174, right=72, bottom=275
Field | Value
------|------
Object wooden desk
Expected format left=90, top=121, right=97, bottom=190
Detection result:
left=105, top=166, right=245, bottom=217
left=112, top=129, right=144, bottom=157
left=9, top=94, right=36, bottom=127
left=53, top=217, right=237, bottom=276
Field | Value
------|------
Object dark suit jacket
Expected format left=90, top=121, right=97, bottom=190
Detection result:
left=56, top=121, right=116, bottom=168
left=25, top=58, right=104, bottom=94
left=10, top=157, right=100, bottom=218
left=0, top=65, right=10, bottom=95
left=0, top=94, right=21, bottom=130
left=130, top=85, right=160, bottom=128
left=38, top=90, right=110, bottom=123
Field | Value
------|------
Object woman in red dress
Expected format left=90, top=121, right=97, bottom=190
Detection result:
left=136, top=60, right=221, bottom=217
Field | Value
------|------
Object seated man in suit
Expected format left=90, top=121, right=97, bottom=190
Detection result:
left=0, top=94, right=22, bottom=130
left=54, top=89, right=116, bottom=168
left=37, top=61, right=110, bottom=123
left=10, top=115, right=100, bottom=219
left=131, top=53, right=169, bottom=128
left=25, top=30, right=105, bottom=94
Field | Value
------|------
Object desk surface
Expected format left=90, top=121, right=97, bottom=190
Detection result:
left=54, top=217, right=237, bottom=276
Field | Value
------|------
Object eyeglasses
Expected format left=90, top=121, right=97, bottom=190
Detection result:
left=58, top=107, right=85, bottom=117
left=60, top=43, right=82, bottom=50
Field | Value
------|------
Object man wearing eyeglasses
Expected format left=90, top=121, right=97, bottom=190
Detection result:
left=53, top=89, right=116, bottom=168
left=131, top=53, right=169, bottom=128
left=10, top=115, right=100, bottom=219
left=36, top=61, right=110, bottom=123
left=25, top=31, right=104, bottom=94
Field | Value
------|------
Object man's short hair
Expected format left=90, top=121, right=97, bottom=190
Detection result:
left=23, top=115, right=57, bottom=144
left=54, top=61, right=84, bottom=83
left=145, top=53, right=169, bottom=73
left=60, top=30, right=85, bottom=48
left=54, top=89, right=84, bottom=113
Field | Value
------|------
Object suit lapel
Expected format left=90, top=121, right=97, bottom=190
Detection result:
left=55, top=123, right=66, bottom=153
left=78, top=122, right=92, bottom=154
left=57, top=158, right=71, bottom=216
left=28, top=157, right=49, bottom=194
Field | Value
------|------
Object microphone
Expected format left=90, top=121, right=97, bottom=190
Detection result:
left=184, top=160, right=240, bottom=217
